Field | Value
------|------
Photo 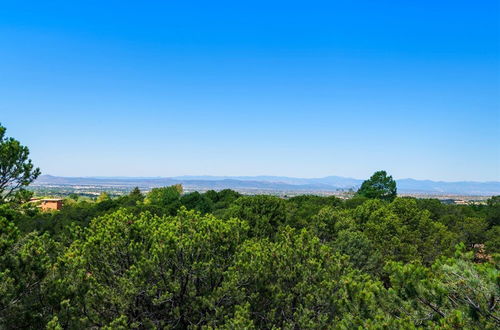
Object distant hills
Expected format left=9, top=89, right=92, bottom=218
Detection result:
left=34, top=175, right=500, bottom=196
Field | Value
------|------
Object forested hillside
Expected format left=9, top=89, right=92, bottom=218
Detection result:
left=1, top=124, right=499, bottom=328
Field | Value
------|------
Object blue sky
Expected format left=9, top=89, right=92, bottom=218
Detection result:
left=1, top=1, right=499, bottom=181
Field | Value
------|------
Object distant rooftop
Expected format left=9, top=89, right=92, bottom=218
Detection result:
left=30, top=198, right=64, bottom=202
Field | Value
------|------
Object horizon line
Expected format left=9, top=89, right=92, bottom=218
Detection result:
left=38, top=174, right=500, bottom=184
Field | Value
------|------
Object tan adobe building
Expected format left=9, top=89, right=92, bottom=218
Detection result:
left=30, top=198, right=64, bottom=211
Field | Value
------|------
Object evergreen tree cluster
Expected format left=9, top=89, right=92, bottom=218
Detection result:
left=1, top=187, right=499, bottom=329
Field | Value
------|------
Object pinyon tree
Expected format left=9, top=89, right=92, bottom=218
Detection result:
left=0, top=124, right=40, bottom=203
left=356, top=170, right=397, bottom=202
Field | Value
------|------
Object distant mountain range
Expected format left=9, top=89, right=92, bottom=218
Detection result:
left=34, top=175, right=500, bottom=196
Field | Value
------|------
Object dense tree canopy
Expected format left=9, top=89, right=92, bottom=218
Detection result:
left=1, top=186, right=498, bottom=328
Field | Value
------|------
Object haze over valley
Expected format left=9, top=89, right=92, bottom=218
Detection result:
left=34, top=174, right=500, bottom=197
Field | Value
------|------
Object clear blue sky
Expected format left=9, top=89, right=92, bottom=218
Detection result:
left=1, top=1, right=499, bottom=181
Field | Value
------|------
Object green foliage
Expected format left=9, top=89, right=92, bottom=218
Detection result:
left=1, top=178, right=498, bottom=328
left=484, top=225, right=500, bottom=254
left=386, top=248, right=499, bottom=328
left=143, top=185, right=183, bottom=215
left=0, top=123, right=41, bottom=203
left=205, top=189, right=242, bottom=218
left=0, top=229, right=61, bottom=328
left=486, top=195, right=500, bottom=226
left=416, top=198, right=447, bottom=220
left=458, top=217, right=489, bottom=248
left=228, top=195, right=287, bottom=237
left=145, top=184, right=183, bottom=206
left=286, top=195, right=342, bottom=229
left=356, top=170, right=397, bottom=202
left=0, top=215, right=19, bottom=259
left=180, top=191, right=214, bottom=213
left=361, top=198, right=457, bottom=265
left=128, top=186, right=144, bottom=203
left=343, top=195, right=369, bottom=209
left=49, top=208, right=248, bottom=328
left=333, top=229, right=382, bottom=275
left=215, top=227, right=395, bottom=328
left=309, top=206, right=355, bottom=241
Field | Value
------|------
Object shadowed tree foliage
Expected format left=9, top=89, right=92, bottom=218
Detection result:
left=48, top=208, right=249, bottom=328
left=180, top=191, right=214, bottom=213
left=227, top=195, right=288, bottom=238
left=0, top=124, right=40, bottom=203
left=143, top=185, right=183, bottom=215
left=214, top=227, right=407, bottom=328
left=486, top=195, right=500, bottom=227
left=386, top=246, right=499, bottom=328
left=356, top=170, right=397, bottom=202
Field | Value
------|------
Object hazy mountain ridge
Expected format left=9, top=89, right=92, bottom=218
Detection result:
left=34, top=175, right=500, bottom=195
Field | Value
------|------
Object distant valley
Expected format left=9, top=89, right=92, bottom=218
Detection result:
left=33, top=175, right=500, bottom=196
